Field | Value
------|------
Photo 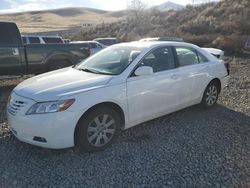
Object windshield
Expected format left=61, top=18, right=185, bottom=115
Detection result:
left=75, top=46, right=142, bottom=75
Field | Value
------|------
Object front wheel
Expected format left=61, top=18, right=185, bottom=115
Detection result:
left=201, top=82, right=219, bottom=108
left=76, top=107, right=121, bottom=152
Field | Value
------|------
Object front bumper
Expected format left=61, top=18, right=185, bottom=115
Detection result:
left=8, top=111, right=80, bottom=149
left=7, top=92, right=81, bottom=149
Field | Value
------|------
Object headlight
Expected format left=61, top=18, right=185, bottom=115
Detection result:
left=26, top=99, right=75, bottom=115
left=8, top=95, right=12, bottom=104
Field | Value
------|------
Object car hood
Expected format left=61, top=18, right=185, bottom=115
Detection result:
left=14, top=67, right=113, bottom=101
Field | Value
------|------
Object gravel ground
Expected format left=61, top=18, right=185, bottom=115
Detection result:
left=0, top=58, right=249, bottom=188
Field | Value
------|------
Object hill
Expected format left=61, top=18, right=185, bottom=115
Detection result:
left=73, top=0, right=250, bottom=55
left=154, top=1, right=184, bottom=11
left=0, top=7, right=125, bottom=34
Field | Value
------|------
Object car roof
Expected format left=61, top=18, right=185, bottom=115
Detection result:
left=114, top=41, right=199, bottom=49
left=22, top=35, right=61, bottom=38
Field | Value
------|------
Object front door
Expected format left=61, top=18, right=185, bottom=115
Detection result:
left=126, top=46, right=182, bottom=124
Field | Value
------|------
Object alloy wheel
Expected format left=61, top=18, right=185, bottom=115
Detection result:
left=205, top=85, right=218, bottom=106
left=87, top=114, right=116, bottom=147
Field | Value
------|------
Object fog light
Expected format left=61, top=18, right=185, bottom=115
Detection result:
left=33, top=136, right=47, bottom=143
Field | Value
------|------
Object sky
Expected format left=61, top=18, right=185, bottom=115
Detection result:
left=0, top=0, right=218, bottom=14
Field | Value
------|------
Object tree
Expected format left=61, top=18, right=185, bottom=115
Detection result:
left=127, top=0, right=147, bottom=22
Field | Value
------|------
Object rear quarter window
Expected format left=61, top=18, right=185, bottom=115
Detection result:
left=197, top=51, right=209, bottom=63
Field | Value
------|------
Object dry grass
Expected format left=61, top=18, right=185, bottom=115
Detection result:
left=0, top=7, right=125, bottom=33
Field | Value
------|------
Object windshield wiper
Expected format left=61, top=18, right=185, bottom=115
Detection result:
left=78, top=68, right=115, bottom=75
left=78, top=68, right=101, bottom=74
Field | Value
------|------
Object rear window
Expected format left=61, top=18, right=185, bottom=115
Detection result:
left=29, top=37, right=40, bottom=44
left=43, top=37, right=63, bottom=44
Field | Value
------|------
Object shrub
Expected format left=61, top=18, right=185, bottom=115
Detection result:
left=212, top=35, right=247, bottom=55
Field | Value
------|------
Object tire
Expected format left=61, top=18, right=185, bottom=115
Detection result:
left=76, top=107, right=121, bottom=152
left=49, top=60, right=71, bottom=71
left=201, top=81, right=219, bottom=108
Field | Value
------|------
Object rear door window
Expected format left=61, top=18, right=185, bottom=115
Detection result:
left=29, top=37, right=40, bottom=44
left=43, top=37, right=63, bottom=43
left=175, top=47, right=199, bottom=67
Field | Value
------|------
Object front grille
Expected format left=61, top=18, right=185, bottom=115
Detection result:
left=8, top=99, right=27, bottom=116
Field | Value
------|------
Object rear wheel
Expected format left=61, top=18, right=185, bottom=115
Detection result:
left=76, top=107, right=121, bottom=152
left=201, top=82, right=219, bottom=108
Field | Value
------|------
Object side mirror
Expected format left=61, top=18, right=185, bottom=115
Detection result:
left=134, top=66, right=153, bottom=76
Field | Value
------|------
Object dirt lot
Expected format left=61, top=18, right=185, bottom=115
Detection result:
left=0, top=57, right=249, bottom=187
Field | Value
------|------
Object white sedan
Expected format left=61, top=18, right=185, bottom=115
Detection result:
left=7, top=41, right=229, bottom=151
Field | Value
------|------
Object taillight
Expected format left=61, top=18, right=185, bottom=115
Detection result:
left=223, top=60, right=230, bottom=75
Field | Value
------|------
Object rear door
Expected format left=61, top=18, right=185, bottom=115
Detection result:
left=0, top=22, right=25, bottom=75
left=173, top=46, right=210, bottom=105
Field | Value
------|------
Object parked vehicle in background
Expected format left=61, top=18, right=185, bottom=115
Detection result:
left=0, top=22, right=90, bottom=75
left=70, top=41, right=105, bottom=55
left=7, top=41, right=229, bottom=151
left=139, top=37, right=184, bottom=42
left=22, top=35, right=64, bottom=44
left=93, top=38, right=118, bottom=46
left=63, top=39, right=71, bottom=43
